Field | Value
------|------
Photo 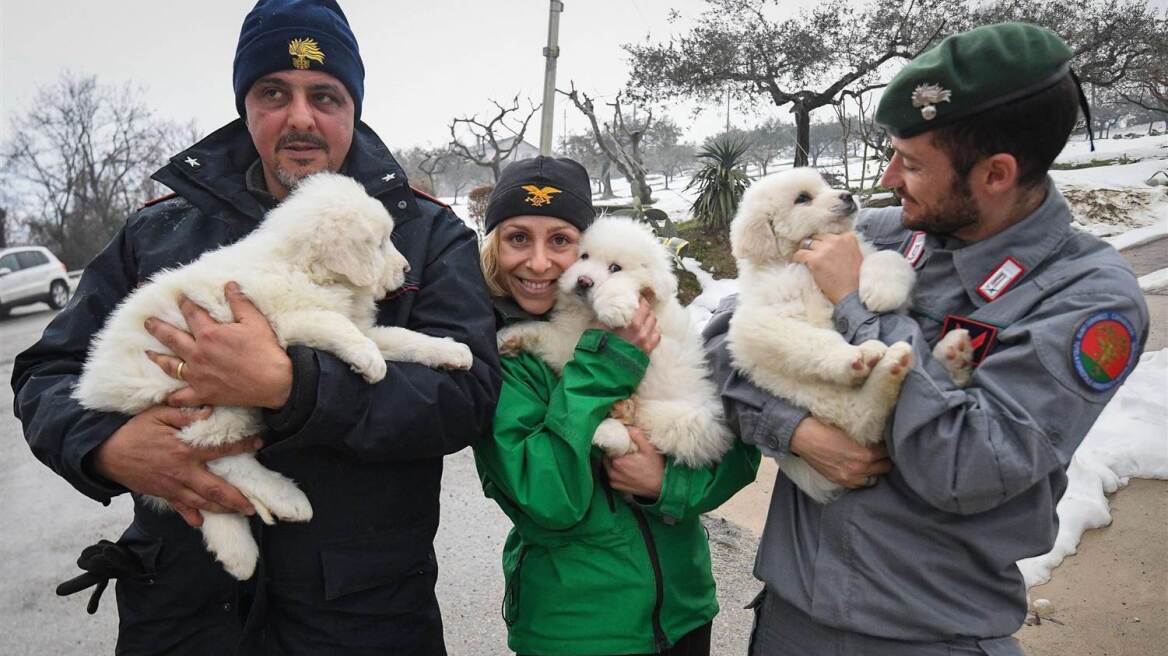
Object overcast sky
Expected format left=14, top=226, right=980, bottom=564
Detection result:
left=2, top=0, right=1166, bottom=154
left=0, top=0, right=805, bottom=152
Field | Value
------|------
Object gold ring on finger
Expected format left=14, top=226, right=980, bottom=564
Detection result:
left=176, top=360, right=187, bottom=382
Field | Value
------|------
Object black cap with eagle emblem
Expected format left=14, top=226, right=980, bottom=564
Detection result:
left=233, top=0, right=365, bottom=119
left=485, top=156, right=595, bottom=234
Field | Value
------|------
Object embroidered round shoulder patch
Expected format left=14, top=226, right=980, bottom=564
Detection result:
left=1072, top=311, right=1137, bottom=391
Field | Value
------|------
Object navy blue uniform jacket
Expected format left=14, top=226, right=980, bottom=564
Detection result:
left=11, top=119, right=501, bottom=655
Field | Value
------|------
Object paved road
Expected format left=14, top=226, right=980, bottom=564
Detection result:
left=0, top=309, right=757, bottom=655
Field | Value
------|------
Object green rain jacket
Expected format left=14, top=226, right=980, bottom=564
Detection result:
left=474, top=327, right=760, bottom=655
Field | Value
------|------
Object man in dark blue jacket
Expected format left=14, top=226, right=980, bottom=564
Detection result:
left=11, top=1, right=500, bottom=654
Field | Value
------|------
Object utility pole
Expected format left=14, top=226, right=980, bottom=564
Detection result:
left=725, top=86, right=731, bottom=132
left=539, top=1, right=564, bottom=156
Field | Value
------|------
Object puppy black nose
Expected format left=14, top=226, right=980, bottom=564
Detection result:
left=575, top=276, right=594, bottom=292
left=402, top=262, right=411, bottom=274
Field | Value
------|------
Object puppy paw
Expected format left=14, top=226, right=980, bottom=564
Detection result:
left=215, top=538, right=259, bottom=581
left=859, top=251, right=916, bottom=312
left=592, top=418, right=635, bottom=457
left=497, top=335, right=524, bottom=357
left=843, top=340, right=886, bottom=384
left=415, top=337, right=474, bottom=370
left=348, top=344, right=387, bottom=383
left=934, top=329, right=974, bottom=387
left=262, top=488, right=313, bottom=524
left=610, top=398, right=637, bottom=424
left=593, top=291, right=640, bottom=328
left=874, top=341, right=914, bottom=380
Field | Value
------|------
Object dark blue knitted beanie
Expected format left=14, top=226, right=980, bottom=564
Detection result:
left=233, top=0, right=364, bottom=119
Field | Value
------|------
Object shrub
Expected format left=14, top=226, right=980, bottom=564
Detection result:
left=685, top=137, right=751, bottom=232
left=467, top=185, right=493, bottom=229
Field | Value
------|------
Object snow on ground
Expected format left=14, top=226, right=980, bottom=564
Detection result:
left=1138, top=268, right=1168, bottom=293
left=1017, top=349, right=1168, bottom=587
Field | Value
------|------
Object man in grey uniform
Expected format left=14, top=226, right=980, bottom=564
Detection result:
left=704, top=23, right=1149, bottom=656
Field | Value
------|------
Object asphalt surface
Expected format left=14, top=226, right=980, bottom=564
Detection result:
left=0, top=304, right=758, bottom=655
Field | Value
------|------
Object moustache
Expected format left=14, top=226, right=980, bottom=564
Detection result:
left=277, top=132, right=329, bottom=151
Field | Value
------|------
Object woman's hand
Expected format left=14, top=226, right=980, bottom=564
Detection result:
left=145, top=282, right=293, bottom=409
left=609, top=297, right=661, bottom=354
left=604, top=427, right=665, bottom=499
left=789, top=416, right=891, bottom=488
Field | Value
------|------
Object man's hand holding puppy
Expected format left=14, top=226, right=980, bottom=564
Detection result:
left=792, top=232, right=864, bottom=305
left=145, top=282, right=293, bottom=410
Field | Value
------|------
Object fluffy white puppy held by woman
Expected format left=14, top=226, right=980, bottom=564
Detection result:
left=498, top=216, right=734, bottom=468
left=74, top=173, right=473, bottom=579
left=727, top=168, right=949, bottom=503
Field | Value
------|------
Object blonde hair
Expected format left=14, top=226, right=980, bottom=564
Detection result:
left=479, top=228, right=509, bottom=298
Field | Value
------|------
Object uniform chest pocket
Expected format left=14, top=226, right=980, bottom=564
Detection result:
left=319, top=526, right=437, bottom=613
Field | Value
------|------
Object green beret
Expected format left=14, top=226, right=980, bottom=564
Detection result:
left=876, top=23, right=1073, bottom=138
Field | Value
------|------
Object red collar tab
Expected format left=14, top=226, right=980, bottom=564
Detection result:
left=139, top=192, right=178, bottom=210
left=903, top=231, right=927, bottom=268
left=940, top=315, right=999, bottom=365
left=977, top=256, right=1025, bottom=301
left=410, top=186, right=450, bottom=209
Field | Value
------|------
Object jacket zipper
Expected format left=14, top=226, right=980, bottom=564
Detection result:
left=501, top=545, right=529, bottom=627
left=629, top=505, right=669, bottom=652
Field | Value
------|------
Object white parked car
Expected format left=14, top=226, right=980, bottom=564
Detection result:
left=0, top=246, right=71, bottom=317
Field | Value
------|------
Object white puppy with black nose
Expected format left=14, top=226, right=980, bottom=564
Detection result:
left=726, top=168, right=922, bottom=503
left=75, top=173, right=473, bottom=579
left=498, top=216, right=734, bottom=468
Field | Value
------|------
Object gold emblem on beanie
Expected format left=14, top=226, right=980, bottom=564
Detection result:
left=522, top=185, right=561, bottom=207
left=911, top=83, right=952, bottom=120
left=289, top=38, right=326, bottom=70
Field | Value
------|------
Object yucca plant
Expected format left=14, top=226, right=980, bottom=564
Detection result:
left=685, top=137, right=751, bottom=232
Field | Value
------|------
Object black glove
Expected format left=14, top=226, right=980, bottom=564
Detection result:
left=56, top=539, right=149, bottom=615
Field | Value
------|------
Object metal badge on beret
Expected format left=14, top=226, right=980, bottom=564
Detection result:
left=911, top=83, right=952, bottom=120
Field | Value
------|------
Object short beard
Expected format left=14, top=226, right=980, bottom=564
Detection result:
left=274, top=164, right=311, bottom=192
left=903, top=174, right=980, bottom=236
left=273, top=131, right=332, bottom=191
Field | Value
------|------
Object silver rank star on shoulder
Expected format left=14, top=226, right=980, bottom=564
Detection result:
left=382, top=172, right=396, bottom=182
left=911, top=83, right=952, bottom=120
left=184, top=156, right=200, bottom=168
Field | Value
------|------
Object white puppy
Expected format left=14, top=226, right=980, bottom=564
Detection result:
left=498, top=216, right=734, bottom=468
left=75, top=173, right=473, bottom=579
left=727, top=168, right=920, bottom=503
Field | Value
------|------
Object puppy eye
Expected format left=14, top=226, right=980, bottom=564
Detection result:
left=580, top=253, right=589, bottom=260
left=795, top=192, right=812, bottom=204
left=609, top=263, right=622, bottom=273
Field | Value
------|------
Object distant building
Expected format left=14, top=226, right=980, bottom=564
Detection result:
left=485, top=136, right=542, bottom=166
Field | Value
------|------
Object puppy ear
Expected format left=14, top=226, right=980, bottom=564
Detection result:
left=311, top=209, right=382, bottom=287
left=730, top=198, right=779, bottom=264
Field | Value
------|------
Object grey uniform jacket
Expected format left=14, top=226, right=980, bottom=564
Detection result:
left=704, top=180, right=1148, bottom=642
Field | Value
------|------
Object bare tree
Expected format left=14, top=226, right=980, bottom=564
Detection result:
left=2, top=73, right=177, bottom=268
left=449, top=96, right=539, bottom=182
left=625, top=0, right=962, bottom=167
left=559, top=84, right=654, bottom=205
left=560, top=132, right=616, bottom=197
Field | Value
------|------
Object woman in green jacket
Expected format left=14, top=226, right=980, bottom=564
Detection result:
left=473, top=156, right=760, bottom=656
